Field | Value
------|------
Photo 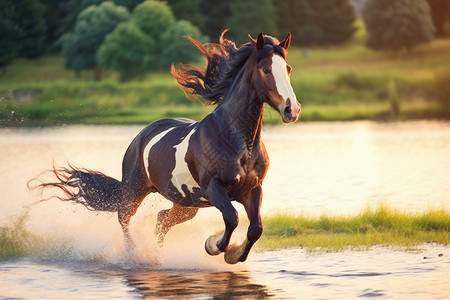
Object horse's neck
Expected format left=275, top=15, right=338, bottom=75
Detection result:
left=221, top=70, right=264, bottom=152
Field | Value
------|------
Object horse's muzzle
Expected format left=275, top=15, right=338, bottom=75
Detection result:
left=282, top=101, right=301, bottom=124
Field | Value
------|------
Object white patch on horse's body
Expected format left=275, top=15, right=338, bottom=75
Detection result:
left=171, top=125, right=200, bottom=197
left=143, top=127, right=175, bottom=179
left=271, top=54, right=299, bottom=112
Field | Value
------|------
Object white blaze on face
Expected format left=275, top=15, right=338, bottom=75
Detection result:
left=144, top=127, right=175, bottom=179
left=171, top=125, right=200, bottom=197
left=271, top=54, right=299, bottom=113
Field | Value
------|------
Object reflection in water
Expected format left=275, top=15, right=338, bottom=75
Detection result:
left=125, top=270, right=271, bottom=299
left=1, top=245, right=448, bottom=299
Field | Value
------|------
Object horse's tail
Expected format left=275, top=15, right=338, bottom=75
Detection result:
left=30, top=163, right=121, bottom=212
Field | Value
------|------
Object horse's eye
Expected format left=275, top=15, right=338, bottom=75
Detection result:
left=262, top=68, right=271, bottom=75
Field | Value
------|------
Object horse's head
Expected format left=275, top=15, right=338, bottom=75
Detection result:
left=250, top=33, right=301, bottom=124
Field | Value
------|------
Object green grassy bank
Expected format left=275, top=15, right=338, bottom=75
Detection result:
left=1, top=206, right=449, bottom=260
left=1, top=37, right=450, bottom=126
left=259, top=205, right=450, bottom=252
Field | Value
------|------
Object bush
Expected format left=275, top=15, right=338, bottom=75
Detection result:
left=363, top=0, right=435, bottom=52
left=276, top=0, right=320, bottom=46
left=226, top=0, right=278, bottom=45
left=306, top=0, right=356, bottom=45
left=131, top=0, right=175, bottom=49
left=61, top=1, right=130, bottom=79
left=97, top=22, right=156, bottom=81
left=0, top=0, right=47, bottom=69
left=159, top=20, right=206, bottom=69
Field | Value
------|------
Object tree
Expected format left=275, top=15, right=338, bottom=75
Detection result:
left=97, top=22, right=155, bottom=81
left=16, top=0, right=48, bottom=58
left=53, top=0, right=142, bottom=44
left=276, top=0, right=320, bottom=46
left=61, top=1, right=130, bottom=80
left=226, top=0, right=278, bottom=45
left=363, top=0, right=435, bottom=52
left=131, top=0, right=175, bottom=50
left=0, top=0, right=48, bottom=60
left=426, top=0, right=450, bottom=36
left=166, top=0, right=206, bottom=32
left=0, top=1, right=22, bottom=73
left=200, top=0, right=231, bottom=40
left=159, top=20, right=206, bottom=69
left=306, top=0, right=356, bottom=45
left=41, top=0, right=78, bottom=51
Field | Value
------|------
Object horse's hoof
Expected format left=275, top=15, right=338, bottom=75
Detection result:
left=224, top=244, right=242, bottom=264
left=205, top=231, right=223, bottom=256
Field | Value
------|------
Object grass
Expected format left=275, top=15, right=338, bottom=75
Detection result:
left=259, top=205, right=450, bottom=252
left=1, top=33, right=450, bottom=126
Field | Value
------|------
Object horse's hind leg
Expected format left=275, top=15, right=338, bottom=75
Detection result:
left=118, top=190, right=148, bottom=250
left=118, top=143, right=153, bottom=250
left=155, top=203, right=198, bottom=246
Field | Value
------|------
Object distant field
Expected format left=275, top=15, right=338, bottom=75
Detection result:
left=1, top=37, right=450, bottom=126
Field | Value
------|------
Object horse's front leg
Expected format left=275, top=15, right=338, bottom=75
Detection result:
left=224, top=185, right=263, bottom=264
left=204, top=178, right=239, bottom=256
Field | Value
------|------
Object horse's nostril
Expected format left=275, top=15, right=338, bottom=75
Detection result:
left=284, top=106, right=292, bottom=115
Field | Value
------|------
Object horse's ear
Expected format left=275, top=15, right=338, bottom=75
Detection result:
left=248, top=34, right=257, bottom=49
left=280, top=32, right=291, bottom=50
left=256, top=32, right=265, bottom=50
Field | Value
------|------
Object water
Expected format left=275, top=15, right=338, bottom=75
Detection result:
left=1, top=121, right=449, bottom=299
left=0, top=246, right=448, bottom=299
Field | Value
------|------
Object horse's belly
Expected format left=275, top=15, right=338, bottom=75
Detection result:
left=161, top=178, right=211, bottom=207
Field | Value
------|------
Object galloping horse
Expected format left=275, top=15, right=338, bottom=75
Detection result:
left=36, top=32, right=301, bottom=264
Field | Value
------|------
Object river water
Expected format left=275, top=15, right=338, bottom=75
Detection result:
left=1, top=121, right=449, bottom=299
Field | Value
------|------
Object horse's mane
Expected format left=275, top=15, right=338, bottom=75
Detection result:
left=171, top=30, right=286, bottom=106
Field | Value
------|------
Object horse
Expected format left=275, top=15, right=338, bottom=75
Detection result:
left=34, top=31, right=301, bottom=264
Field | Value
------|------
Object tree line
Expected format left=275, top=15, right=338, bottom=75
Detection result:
left=1, top=0, right=449, bottom=80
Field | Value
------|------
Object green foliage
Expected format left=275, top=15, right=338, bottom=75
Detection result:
left=40, top=0, right=77, bottom=51
left=276, top=0, right=320, bottom=46
left=226, top=0, right=278, bottom=45
left=0, top=2, right=22, bottom=70
left=131, top=0, right=175, bottom=48
left=97, top=22, right=155, bottom=81
left=199, top=0, right=231, bottom=39
left=61, top=1, right=130, bottom=76
left=306, top=0, right=356, bottom=44
left=159, top=20, right=206, bottom=69
left=52, top=0, right=142, bottom=45
left=96, top=1, right=204, bottom=79
left=166, top=0, right=206, bottom=33
left=363, top=0, right=435, bottom=52
left=426, top=0, right=450, bottom=36
left=15, top=0, right=48, bottom=58
left=0, top=0, right=47, bottom=63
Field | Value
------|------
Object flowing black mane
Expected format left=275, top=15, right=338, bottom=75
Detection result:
left=171, top=31, right=287, bottom=106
